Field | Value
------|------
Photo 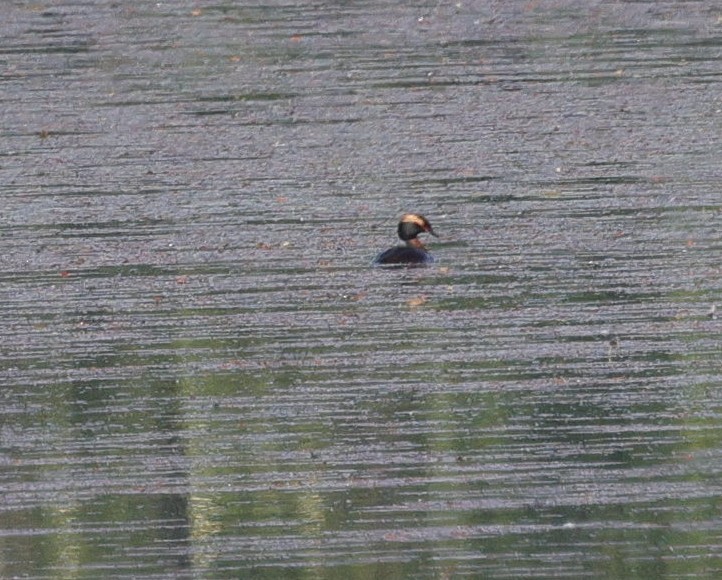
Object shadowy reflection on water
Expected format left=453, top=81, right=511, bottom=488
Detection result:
left=1, top=1, right=720, bottom=578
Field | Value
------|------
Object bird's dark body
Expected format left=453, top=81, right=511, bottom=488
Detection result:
left=373, top=246, right=434, bottom=265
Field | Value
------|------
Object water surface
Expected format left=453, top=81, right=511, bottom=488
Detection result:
left=1, top=0, right=721, bottom=578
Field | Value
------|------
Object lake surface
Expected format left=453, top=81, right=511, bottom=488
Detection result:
left=1, top=0, right=720, bottom=578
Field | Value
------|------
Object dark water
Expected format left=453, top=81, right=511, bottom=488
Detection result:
left=1, top=0, right=720, bottom=578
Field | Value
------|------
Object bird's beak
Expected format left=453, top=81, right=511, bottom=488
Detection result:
left=427, top=226, right=438, bottom=237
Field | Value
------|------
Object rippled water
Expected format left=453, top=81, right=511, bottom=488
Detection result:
left=1, top=0, right=721, bottom=578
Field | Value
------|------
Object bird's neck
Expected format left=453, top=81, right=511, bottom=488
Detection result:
left=406, top=238, right=425, bottom=249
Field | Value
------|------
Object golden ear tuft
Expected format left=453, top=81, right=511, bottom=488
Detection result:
left=401, top=213, right=428, bottom=229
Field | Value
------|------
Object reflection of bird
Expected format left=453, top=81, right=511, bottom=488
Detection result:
left=373, top=213, right=438, bottom=266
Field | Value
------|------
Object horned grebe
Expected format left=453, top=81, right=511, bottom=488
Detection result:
left=373, top=213, right=437, bottom=266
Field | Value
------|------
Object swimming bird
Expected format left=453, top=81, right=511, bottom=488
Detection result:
left=373, top=213, right=437, bottom=266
